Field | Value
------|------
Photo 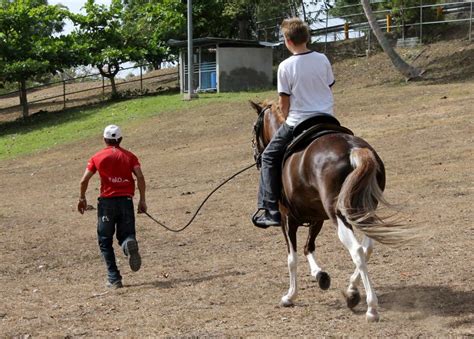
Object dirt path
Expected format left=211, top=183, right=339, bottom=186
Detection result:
left=0, top=50, right=473, bottom=336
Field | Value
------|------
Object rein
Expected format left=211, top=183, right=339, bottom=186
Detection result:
left=144, top=162, right=256, bottom=232
left=252, top=105, right=271, bottom=170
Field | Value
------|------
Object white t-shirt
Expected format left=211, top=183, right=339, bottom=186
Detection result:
left=277, top=51, right=335, bottom=126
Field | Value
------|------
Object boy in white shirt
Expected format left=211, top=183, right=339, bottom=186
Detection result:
left=253, top=17, right=335, bottom=228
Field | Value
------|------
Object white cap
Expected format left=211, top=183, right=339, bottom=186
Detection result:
left=103, top=125, right=122, bottom=140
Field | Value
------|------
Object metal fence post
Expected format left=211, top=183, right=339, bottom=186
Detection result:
left=367, top=28, right=371, bottom=57
left=470, top=1, right=473, bottom=42
left=102, top=76, right=105, bottom=97
left=63, top=80, right=66, bottom=109
left=420, top=0, right=423, bottom=44
left=140, top=65, right=143, bottom=94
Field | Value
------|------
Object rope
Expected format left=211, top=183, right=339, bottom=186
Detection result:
left=143, top=162, right=256, bottom=232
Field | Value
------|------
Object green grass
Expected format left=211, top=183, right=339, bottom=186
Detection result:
left=0, top=91, right=273, bottom=160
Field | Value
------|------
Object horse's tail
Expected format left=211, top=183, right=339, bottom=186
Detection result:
left=336, top=147, right=414, bottom=246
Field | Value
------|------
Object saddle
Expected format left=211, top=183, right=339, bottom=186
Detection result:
left=283, top=113, right=354, bottom=164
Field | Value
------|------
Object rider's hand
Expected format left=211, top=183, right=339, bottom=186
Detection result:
left=77, top=198, right=87, bottom=214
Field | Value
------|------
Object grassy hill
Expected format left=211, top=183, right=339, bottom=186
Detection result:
left=0, top=38, right=472, bottom=161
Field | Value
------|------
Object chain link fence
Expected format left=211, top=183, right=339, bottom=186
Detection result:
left=258, top=1, right=473, bottom=54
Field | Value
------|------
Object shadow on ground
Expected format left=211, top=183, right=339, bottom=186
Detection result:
left=126, top=270, right=246, bottom=290
left=379, top=284, right=474, bottom=318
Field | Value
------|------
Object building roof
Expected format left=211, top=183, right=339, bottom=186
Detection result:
left=168, top=37, right=280, bottom=48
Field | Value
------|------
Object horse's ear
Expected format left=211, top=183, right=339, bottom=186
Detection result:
left=249, top=100, right=262, bottom=115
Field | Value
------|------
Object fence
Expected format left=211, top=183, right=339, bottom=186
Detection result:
left=257, top=1, right=473, bottom=53
left=0, top=64, right=179, bottom=122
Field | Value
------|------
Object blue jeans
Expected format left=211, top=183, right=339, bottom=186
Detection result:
left=258, top=123, right=294, bottom=211
left=97, top=196, right=136, bottom=284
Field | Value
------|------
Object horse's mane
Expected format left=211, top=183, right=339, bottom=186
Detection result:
left=262, top=99, right=287, bottom=124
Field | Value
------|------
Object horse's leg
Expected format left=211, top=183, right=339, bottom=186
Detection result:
left=337, top=217, right=379, bottom=322
left=304, top=220, right=330, bottom=290
left=280, top=214, right=298, bottom=307
left=344, top=235, right=374, bottom=309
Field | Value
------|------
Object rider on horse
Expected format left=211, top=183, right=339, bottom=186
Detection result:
left=253, top=17, right=336, bottom=228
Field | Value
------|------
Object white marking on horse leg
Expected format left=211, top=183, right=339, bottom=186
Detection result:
left=337, top=218, right=379, bottom=322
left=348, top=235, right=374, bottom=292
left=281, top=221, right=298, bottom=307
left=306, top=252, right=321, bottom=278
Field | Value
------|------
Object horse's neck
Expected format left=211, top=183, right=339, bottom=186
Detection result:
left=273, top=104, right=288, bottom=122
left=267, top=113, right=283, bottom=140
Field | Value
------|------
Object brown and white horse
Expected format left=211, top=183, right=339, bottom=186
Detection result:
left=250, top=100, right=414, bottom=322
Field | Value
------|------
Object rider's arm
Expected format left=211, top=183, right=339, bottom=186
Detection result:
left=279, top=94, right=290, bottom=118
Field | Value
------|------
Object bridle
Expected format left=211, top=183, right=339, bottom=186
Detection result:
left=252, top=105, right=271, bottom=170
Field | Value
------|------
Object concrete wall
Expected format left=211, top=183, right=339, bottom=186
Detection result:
left=217, top=47, right=273, bottom=92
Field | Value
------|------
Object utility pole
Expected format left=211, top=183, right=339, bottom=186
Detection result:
left=184, top=0, right=198, bottom=100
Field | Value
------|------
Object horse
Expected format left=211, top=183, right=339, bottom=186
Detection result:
left=250, top=100, right=414, bottom=322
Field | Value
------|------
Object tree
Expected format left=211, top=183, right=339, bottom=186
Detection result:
left=71, top=0, right=143, bottom=98
left=0, top=0, right=74, bottom=118
left=360, top=0, right=423, bottom=80
left=122, top=0, right=184, bottom=69
left=220, top=0, right=257, bottom=40
left=177, top=0, right=320, bottom=42
left=231, top=0, right=322, bottom=40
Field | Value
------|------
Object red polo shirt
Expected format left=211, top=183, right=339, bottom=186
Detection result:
left=87, top=146, right=140, bottom=198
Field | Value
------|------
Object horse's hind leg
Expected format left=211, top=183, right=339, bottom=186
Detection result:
left=280, top=215, right=298, bottom=307
left=304, top=220, right=330, bottom=290
left=344, top=235, right=374, bottom=309
left=336, top=217, right=379, bottom=322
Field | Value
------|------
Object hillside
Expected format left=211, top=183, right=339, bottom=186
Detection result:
left=1, top=38, right=473, bottom=125
left=331, top=39, right=474, bottom=87
left=0, top=67, right=179, bottom=123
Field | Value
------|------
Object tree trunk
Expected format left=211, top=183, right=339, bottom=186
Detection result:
left=98, top=62, right=120, bottom=99
left=19, top=79, right=29, bottom=119
left=109, top=76, right=117, bottom=98
left=361, top=0, right=424, bottom=80
left=152, top=59, right=163, bottom=70
left=238, top=20, right=249, bottom=40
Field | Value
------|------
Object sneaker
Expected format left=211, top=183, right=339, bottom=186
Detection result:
left=124, top=239, right=141, bottom=272
left=252, top=209, right=281, bottom=228
left=106, top=280, right=123, bottom=289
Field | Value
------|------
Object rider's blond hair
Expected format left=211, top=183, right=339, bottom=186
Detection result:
left=281, top=17, right=310, bottom=45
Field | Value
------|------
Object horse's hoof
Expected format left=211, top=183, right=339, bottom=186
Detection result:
left=315, top=271, right=331, bottom=290
left=343, top=289, right=361, bottom=309
left=366, top=309, right=380, bottom=322
left=280, top=296, right=294, bottom=307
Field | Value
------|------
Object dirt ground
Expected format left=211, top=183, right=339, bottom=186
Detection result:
left=0, top=40, right=473, bottom=337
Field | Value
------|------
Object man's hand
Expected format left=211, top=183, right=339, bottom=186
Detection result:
left=79, top=169, right=94, bottom=214
left=78, top=198, right=87, bottom=214
left=137, top=199, right=147, bottom=214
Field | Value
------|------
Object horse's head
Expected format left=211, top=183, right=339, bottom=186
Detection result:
left=249, top=100, right=285, bottom=168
